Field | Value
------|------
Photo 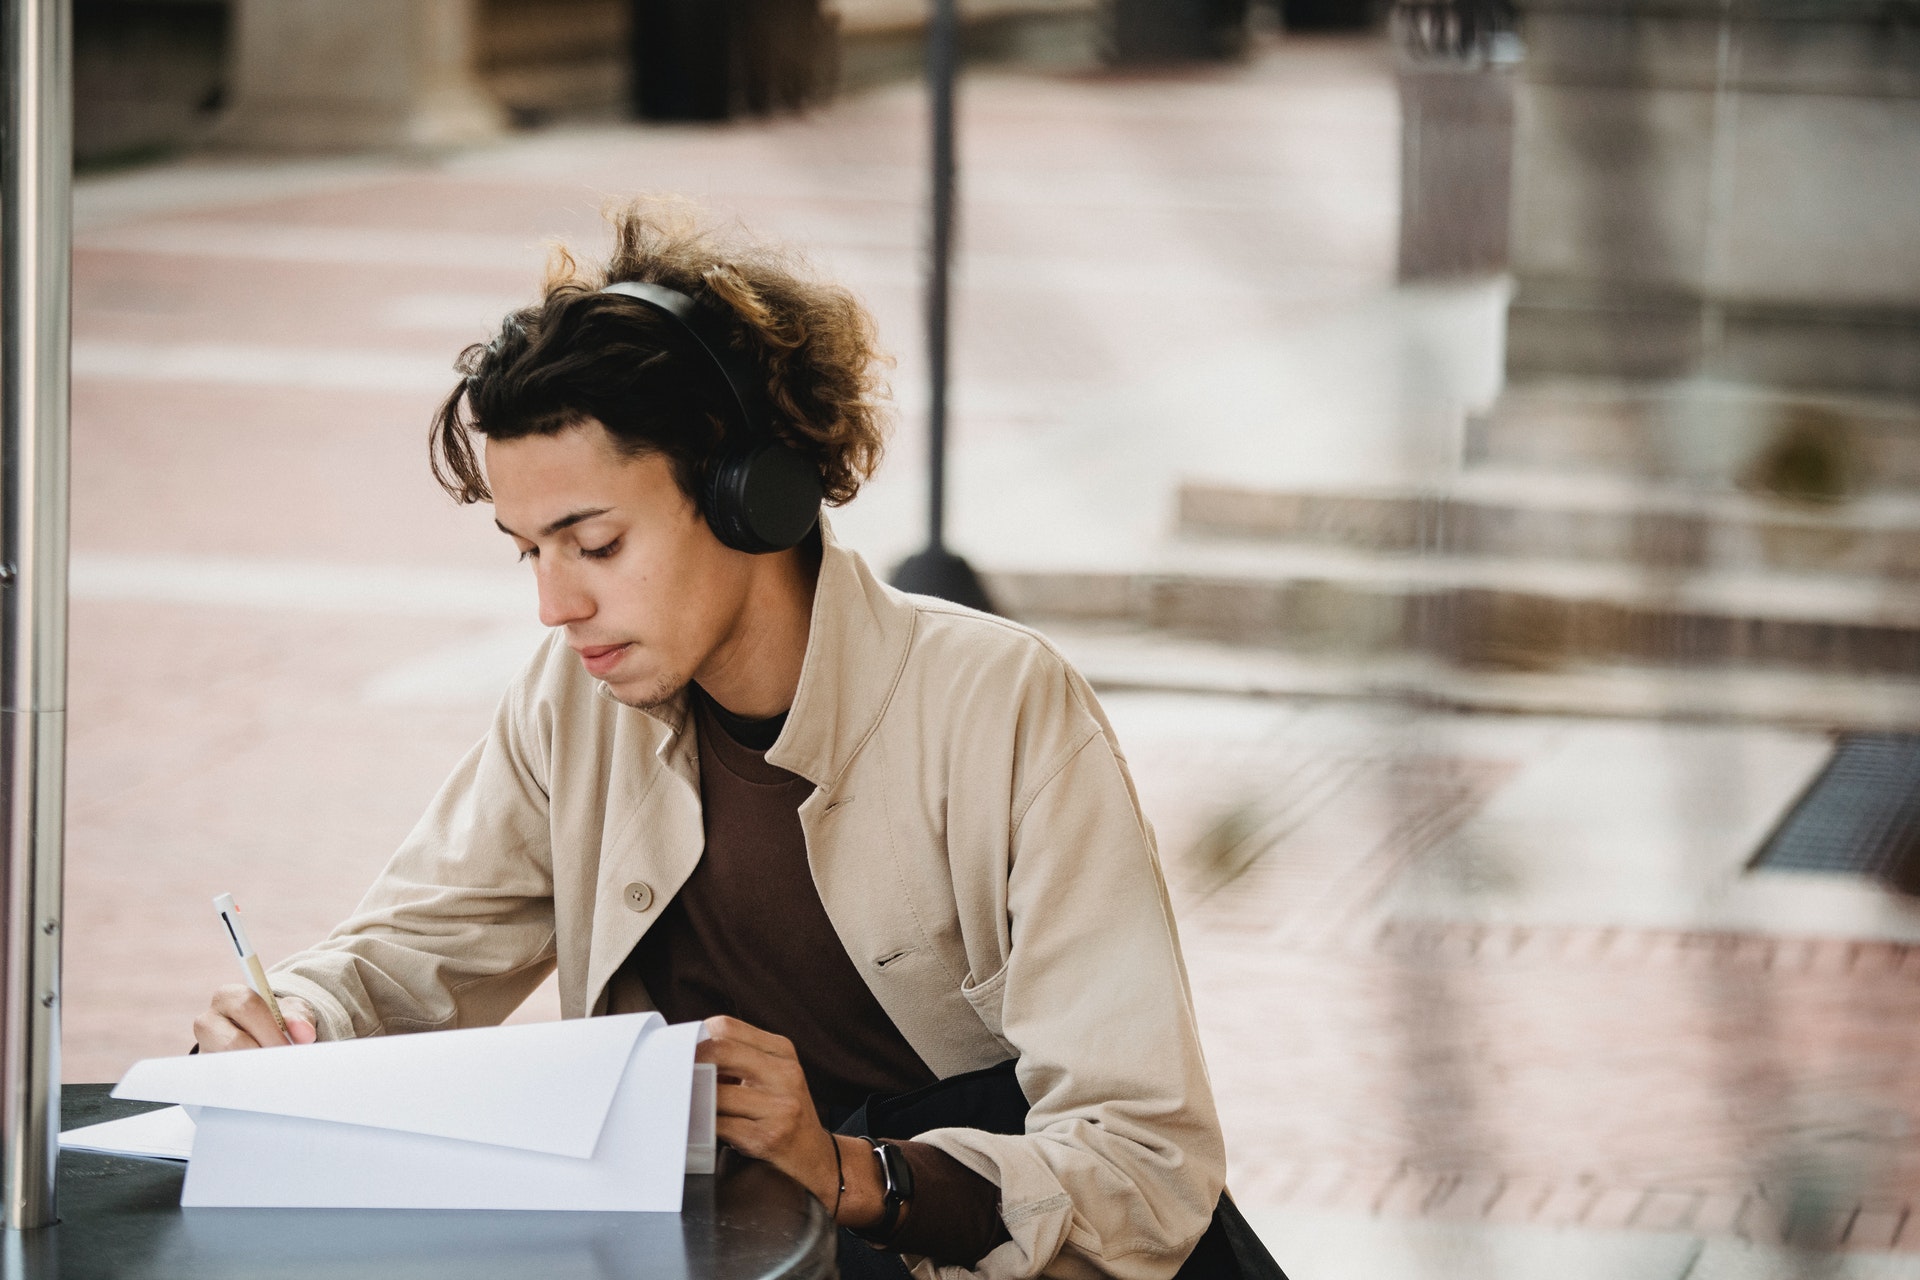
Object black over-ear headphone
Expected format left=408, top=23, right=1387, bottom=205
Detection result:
left=599, top=280, right=824, bottom=554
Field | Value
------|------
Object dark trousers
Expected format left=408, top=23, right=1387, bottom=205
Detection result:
left=826, top=1063, right=1288, bottom=1280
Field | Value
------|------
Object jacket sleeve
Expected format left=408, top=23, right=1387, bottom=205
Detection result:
left=268, top=682, right=558, bottom=1042
left=911, top=729, right=1227, bottom=1280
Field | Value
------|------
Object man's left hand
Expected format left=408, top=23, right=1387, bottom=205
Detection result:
left=698, top=1016, right=841, bottom=1207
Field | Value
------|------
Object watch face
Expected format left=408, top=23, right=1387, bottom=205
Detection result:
left=882, top=1142, right=915, bottom=1201
left=855, top=1141, right=914, bottom=1245
left=870, top=1141, right=912, bottom=1205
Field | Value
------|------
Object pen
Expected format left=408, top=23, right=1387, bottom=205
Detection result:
left=213, top=892, right=291, bottom=1044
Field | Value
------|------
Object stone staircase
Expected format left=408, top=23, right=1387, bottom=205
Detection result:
left=998, top=385, right=1920, bottom=728
left=478, top=0, right=630, bottom=124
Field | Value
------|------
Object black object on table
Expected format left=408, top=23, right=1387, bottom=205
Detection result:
left=23, top=1085, right=834, bottom=1280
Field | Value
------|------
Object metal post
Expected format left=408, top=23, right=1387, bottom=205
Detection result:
left=1, top=0, right=71, bottom=1233
left=925, top=0, right=955, bottom=555
left=890, top=0, right=992, bottom=612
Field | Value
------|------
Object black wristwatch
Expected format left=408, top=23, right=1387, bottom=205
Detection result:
left=852, top=1139, right=915, bottom=1245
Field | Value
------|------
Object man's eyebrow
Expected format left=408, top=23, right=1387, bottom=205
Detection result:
left=494, top=507, right=614, bottom=540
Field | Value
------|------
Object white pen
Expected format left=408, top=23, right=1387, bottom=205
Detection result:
left=213, top=892, right=291, bottom=1044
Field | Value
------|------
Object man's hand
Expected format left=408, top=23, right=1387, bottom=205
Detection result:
left=192, top=984, right=317, bottom=1051
left=698, top=1015, right=884, bottom=1227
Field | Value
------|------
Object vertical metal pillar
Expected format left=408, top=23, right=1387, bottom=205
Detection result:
left=924, top=0, right=955, bottom=557
left=890, top=0, right=992, bottom=612
left=1, top=0, right=71, bottom=1233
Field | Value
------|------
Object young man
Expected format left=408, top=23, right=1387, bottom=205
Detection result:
left=192, top=205, right=1226, bottom=1280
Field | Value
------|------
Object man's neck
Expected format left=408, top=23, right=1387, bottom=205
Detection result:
left=691, top=538, right=821, bottom=720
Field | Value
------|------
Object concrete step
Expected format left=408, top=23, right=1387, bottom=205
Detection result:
left=1468, top=379, right=1920, bottom=494
left=1040, top=621, right=1920, bottom=730
left=837, top=0, right=1100, bottom=89
left=1178, top=474, right=1920, bottom=579
left=477, top=0, right=628, bottom=120
left=984, top=539, right=1920, bottom=676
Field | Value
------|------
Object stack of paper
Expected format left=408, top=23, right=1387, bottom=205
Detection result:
left=61, top=1013, right=717, bottom=1212
left=60, top=1103, right=197, bottom=1161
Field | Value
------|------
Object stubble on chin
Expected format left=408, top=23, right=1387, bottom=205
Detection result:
left=611, top=670, right=689, bottom=713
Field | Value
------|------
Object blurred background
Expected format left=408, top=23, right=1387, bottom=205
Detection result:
left=66, top=0, right=1920, bottom=1275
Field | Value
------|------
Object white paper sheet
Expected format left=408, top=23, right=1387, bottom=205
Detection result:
left=116, top=1013, right=650, bottom=1158
left=109, top=1014, right=712, bottom=1211
left=59, top=1105, right=195, bottom=1161
left=63, top=1072, right=720, bottom=1173
left=180, top=1020, right=700, bottom=1210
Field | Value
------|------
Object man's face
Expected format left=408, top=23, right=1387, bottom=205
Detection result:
left=487, top=420, right=751, bottom=709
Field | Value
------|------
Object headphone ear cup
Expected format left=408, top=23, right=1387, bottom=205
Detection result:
left=704, top=440, right=824, bottom=554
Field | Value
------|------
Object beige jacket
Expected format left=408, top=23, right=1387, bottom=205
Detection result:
left=271, top=529, right=1226, bottom=1280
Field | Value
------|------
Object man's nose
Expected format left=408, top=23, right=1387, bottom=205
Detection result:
left=535, top=563, right=594, bottom=629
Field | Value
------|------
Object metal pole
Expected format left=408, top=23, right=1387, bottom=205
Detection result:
left=1, top=0, right=71, bottom=1232
left=890, top=0, right=992, bottom=612
left=925, top=0, right=955, bottom=554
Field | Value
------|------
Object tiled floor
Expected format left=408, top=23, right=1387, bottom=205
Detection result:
left=62, top=32, right=1920, bottom=1277
left=1104, top=691, right=1920, bottom=1253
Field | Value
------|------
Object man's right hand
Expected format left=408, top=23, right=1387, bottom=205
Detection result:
left=193, top=985, right=318, bottom=1052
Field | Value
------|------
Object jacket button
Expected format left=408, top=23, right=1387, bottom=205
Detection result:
left=623, top=882, right=654, bottom=913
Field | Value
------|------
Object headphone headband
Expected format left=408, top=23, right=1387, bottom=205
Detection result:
left=596, top=280, right=821, bottom=555
left=597, top=280, right=772, bottom=441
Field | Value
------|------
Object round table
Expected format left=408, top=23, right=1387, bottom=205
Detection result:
left=20, top=1086, right=835, bottom=1280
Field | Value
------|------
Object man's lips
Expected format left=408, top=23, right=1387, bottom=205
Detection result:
left=573, top=643, right=632, bottom=677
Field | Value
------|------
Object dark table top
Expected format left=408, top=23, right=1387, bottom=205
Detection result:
left=26, top=1085, right=834, bottom=1280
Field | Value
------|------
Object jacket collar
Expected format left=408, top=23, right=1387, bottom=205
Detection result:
left=766, top=517, right=915, bottom=790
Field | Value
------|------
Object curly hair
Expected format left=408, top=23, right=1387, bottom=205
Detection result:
left=430, top=199, right=891, bottom=509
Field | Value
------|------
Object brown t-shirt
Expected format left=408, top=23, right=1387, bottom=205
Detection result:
left=605, top=686, right=1008, bottom=1265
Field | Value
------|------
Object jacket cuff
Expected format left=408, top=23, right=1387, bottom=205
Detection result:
left=905, top=1129, right=1075, bottom=1280
left=887, top=1139, right=1008, bottom=1265
left=267, top=972, right=357, bottom=1043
